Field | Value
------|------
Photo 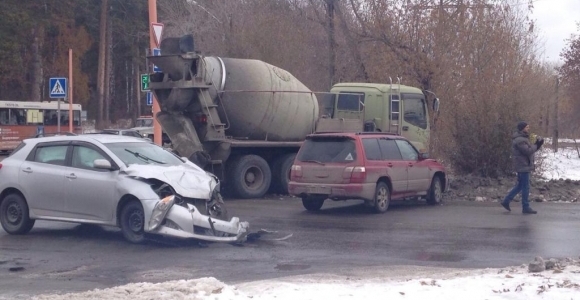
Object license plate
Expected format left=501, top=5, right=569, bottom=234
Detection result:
left=307, top=186, right=330, bottom=194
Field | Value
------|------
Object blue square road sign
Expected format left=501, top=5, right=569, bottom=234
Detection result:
left=49, top=77, right=67, bottom=98
left=152, top=48, right=161, bottom=73
left=146, top=92, right=153, bottom=106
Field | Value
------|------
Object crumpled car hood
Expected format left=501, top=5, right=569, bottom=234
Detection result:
left=124, top=163, right=215, bottom=199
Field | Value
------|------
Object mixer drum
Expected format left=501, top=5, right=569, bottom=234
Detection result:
left=204, top=57, right=319, bottom=141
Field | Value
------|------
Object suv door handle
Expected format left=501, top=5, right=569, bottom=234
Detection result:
left=387, top=163, right=393, bottom=167
left=402, top=126, right=409, bottom=131
left=408, top=163, right=414, bottom=167
left=66, top=173, right=77, bottom=179
left=22, top=167, right=33, bottom=173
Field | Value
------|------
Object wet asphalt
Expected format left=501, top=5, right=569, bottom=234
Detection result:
left=1, top=194, right=579, bottom=299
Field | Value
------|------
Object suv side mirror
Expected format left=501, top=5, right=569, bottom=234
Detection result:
left=432, top=98, right=440, bottom=112
left=419, top=152, right=430, bottom=160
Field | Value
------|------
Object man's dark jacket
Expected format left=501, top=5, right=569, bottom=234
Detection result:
left=512, top=131, right=539, bottom=173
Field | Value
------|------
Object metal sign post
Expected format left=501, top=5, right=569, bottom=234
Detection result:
left=49, top=77, right=67, bottom=134
left=57, top=98, right=61, bottom=132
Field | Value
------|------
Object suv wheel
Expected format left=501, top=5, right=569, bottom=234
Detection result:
left=373, top=182, right=390, bottom=213
left=426, top=176, right=443, bottom=205
left=302, top=196, right=325, bottom=211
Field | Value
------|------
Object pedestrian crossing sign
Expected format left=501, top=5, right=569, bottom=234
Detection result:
left=49, top=77, right=67, bottom=98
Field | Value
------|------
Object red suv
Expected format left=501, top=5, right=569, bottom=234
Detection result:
left=288, top=132, right=447, bottom=213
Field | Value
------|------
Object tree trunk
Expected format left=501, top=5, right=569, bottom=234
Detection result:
left=97, top=0, right=108, bottom=129
left=104, top=12, right=113, bottom=125
left=552, top=77, right=559, bottom=152
left=335, top=4, right=368, bottom=82
left=30, top=27, right=43, bottom=102
left=326, top=0, right=336, bottom=89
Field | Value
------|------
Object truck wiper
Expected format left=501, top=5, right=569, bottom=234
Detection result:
left=125, top=149, right=166, bottom=164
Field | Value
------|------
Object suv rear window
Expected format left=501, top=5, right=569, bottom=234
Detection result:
left=297, top=137, right=357, bottom=163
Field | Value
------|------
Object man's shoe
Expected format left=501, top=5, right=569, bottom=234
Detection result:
left=500, top=201, right=511, bottom=212
left=523, top=207, right=537, bottom=214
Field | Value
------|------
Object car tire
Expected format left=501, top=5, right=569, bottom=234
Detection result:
left=228, top=155, right=272, bottom=199
left=120, top=201, right=146, bottom=244
left=373, top=182, right=390, bottom=213
left=0, top=193, right=35, bottom=235
left=271, top=153, right=296, bottom=194
left=302, top=196, right=325, bottom=211
left=426, top=176, right=443, bottom=205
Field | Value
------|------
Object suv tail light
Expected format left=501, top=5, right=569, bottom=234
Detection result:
left=343, top=166, right=366, bottom=183
left=0, top=163, right=2, bottom=169
left=290, top=165, right=302, bottom=180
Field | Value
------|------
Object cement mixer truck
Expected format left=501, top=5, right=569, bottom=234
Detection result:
left=148, top=35, right=439, bottom=199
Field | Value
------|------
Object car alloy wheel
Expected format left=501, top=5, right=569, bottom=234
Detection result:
left=374, top=182, right=390, bottom=213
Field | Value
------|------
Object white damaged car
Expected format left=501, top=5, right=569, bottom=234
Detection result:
left=0, top=134, right=249, bottom=244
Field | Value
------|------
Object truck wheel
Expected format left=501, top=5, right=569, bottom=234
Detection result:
left=229, top=155, right=272, bottom=199
left=271, top=153, right=296, bottom=194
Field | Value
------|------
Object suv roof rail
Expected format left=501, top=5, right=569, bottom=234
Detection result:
left=355, top=132, right=400, bottom=136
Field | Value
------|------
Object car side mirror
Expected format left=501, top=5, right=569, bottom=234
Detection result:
left=419, top=152, right=430, bottom=160
left=94, top=159, right=113, bottom=170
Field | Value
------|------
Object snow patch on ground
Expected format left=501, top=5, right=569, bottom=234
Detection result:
left=31, top=265, right=580, bottom=300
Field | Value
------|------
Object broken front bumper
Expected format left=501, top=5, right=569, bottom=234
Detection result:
left=145, top=197, right=249, bottom=243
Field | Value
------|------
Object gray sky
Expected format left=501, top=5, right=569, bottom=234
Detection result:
left=532, top=0, right=580, bottom=63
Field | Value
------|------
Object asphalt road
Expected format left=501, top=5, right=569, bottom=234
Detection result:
left=1, top=195, right=579, bottom=299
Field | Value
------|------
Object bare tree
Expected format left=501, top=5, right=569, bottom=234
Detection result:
left=97, top=0, right=109, bottom=129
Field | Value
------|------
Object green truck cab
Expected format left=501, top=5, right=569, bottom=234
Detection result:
left=319, top=82, right=439, bottom=153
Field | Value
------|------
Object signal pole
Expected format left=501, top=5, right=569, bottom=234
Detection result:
left=148, top=0, right=162, bottom=146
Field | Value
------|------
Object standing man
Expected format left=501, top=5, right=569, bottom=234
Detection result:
left=501, top=121, right=544, bottom=214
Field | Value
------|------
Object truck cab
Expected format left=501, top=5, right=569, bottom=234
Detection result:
left=319, top=83, right=439, bottom=153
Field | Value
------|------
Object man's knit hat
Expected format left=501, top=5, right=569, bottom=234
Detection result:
left=517, top=121, right=528, bottom=131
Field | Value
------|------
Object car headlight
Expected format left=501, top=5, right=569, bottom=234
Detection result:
left=142, top=133, right=148, bottom=137
left=148, top=195, right=175, bottom=231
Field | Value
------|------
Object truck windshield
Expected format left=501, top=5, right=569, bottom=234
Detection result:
left=401, top=93, right=428, bottom=129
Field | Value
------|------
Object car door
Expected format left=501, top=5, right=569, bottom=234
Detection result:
left=19, top=142, right=70, bottom=217
left=362, top=138, right=407, bottom=195
left=62, top=142, right=118, bottom=222
left=395, top=139, right=430, bottom=192
left=377, top=138, right=409, bottom=194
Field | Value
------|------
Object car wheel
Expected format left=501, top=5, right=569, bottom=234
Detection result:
left=426, top=176, right=443, bottom=205
left=373, top=182, right=390, bottom=213
left=271, top=153, right=296, bottom=194
left=228, top=155, right=272, bottom=199
left=302, top=196, right=325, bottom=211
left=120, top=201, right=146, bottom=244
left=0, top=193, right=35, bottom=234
